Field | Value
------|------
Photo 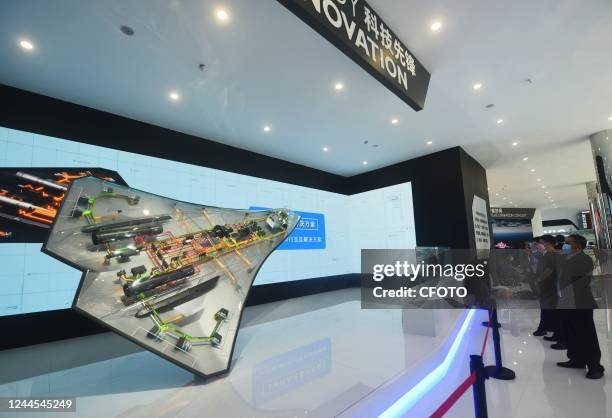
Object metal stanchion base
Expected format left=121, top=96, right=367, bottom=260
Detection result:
left=481, top=321, right=501, bottom=328
left=485, top=365, right=515, bottom=380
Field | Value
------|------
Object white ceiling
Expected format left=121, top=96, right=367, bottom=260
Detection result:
left=1, top=0, right=611, bottom=211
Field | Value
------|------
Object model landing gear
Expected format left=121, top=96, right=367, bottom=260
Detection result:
left=146, top=325, right=162, bottom=341
left=215, top=308, right=229, bottom=321
left=211, top=333, right=222, bottom=347
left=175, top=337, right=192, bottom=352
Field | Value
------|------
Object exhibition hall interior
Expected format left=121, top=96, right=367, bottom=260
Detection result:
left=0, top=1, right=611, bottom=417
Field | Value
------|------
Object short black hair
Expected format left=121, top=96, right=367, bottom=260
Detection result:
left=555, top=234, right=565, bottom=243
left=568, top=234, right=587, bottom=249
left=540, top=234, right=556, bottom=246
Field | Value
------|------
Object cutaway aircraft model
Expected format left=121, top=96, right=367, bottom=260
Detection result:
left=43, top=176, right=298, bottom=377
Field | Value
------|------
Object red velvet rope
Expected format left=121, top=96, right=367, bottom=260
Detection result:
left=428, top=309, right=493, bottom=418
left=480, top=309, right=493, bottom=356
left=429, top=372, right=477, bottom=418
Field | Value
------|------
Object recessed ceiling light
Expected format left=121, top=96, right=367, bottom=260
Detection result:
left=512, top=142, right=519, bottom=146
left=541, top=186, right=546, bottom=189
left=473, top=83, right=482, bottom=90
left=334, top=82, right=344, bottom=91
left=430, top=21, right=442, bottom=32
left=530, top=168, right=536, bottom=172
left=509, top=201, right=513, bottom=204
left=322, top=147, right=329, bottom=152
left=497, top=119, right=504, bottom=124
left=502, top=197, right=507, bottom=200
left=391, top=118, right=399, bottom=124
left=168, top=91, right=180, bottom=101
left=495, top=193, right=499, bottom=196
left=608, top=116, right=612, bottom=121
left=362, top=161, right=368, bottom=165
left=263, top=125, right=271, bottom=132
left=216, top=9, right=229, bottom=21
left=120, top=25, right=134, bottom=36
left=545, top=191, right=549, bottom=194
left=536, top=178, right=541, bottom=182
left=522, top=157, right=528, bottom=161
left=19, top=39, right=33, bottom=50
left=426, top=140, right=433, bottom=145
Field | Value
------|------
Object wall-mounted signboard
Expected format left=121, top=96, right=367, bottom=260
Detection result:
left=489, top=207, right=536, bottom=220
left=278, top=0, right=430, bottom=111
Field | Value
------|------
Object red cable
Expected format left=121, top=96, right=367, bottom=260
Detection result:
left=480, top=309, right=493, bottom=356
left=429, top=372, right=477, bottom=418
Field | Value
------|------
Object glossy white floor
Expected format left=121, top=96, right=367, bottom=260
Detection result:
left=0, top=289, right=610, bottom=418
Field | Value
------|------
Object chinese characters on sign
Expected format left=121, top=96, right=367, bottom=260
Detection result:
left=490, top=207, right=536, bottom=220
left=250, top=207, right=326, bottom=250
left=472, top=196, right=491, bottom=250
left=278, top=0, right=430, bottom=111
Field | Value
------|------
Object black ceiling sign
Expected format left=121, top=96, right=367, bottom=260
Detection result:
left=278, top=0, right=431, bottom=111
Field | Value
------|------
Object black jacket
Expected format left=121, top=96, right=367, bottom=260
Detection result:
left=536, top=251, right=561, bottom=298
left=558, top=251, right=596, bottom=309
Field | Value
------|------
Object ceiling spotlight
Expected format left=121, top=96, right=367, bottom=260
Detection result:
left=495, top=193, right=499, bottom=196
left=502, top=197, right=507, bottom=200
left=473, top=83, right=482, bottom=90
left=509, top=202, right=513, bottom=204
left=322, top=147, right=329, bottom=152
left=216, top=9, right=229, bottom=21
left=608, top=116, right=612, bottom=121
left=120, top=25, right=134, bottom=36
left=263, top=125, right=271, bottom=132
left=426, top=140, right=433, bottom=145
left=168, top=91, right=180, bottom=101
left=430, top=21, right=442, bottom=32
left=512, top=142, right=519, bottom=146
left=19, top=39, right=34, bottom=50
left=530, top=168, right=536, bottom=172
left=541, top=186, right=546, bottom=189
left=497, top=119, right=504, bottom=124
left=536, top=178, right=542, bottom=182
left=363, top=161, right=368, bottom=165
left=334, top=83, right=344, bottom=91
left=545, top=191, right=549, bottom=194
left=522, top=157, right=528, bottom=161
left=391, top=118, right=399, bottom=124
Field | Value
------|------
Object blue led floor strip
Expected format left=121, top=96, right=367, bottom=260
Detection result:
left=378, top=308, right=477, bottom=418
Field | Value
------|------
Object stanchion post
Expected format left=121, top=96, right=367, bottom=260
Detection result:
left=482, top=306, right=501, bottom=328
left=470, top=355, right=488, bottom=418
left=484, top=309, right=516, bottom=380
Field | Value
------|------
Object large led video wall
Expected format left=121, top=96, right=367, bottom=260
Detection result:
left=0, top=126, right=415, bottom=316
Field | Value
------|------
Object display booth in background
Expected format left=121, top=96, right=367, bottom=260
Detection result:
left=490, top=208, right=536, bottom=249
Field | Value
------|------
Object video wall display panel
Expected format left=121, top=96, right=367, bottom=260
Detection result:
left=0, top=126, right=416, bottom=316
left=0, top=167, right=128, bottom=242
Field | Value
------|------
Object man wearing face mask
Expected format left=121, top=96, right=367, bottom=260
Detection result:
left=556, top=234, right=604, bottom=379
left=533, top=235, right=561, bottom=337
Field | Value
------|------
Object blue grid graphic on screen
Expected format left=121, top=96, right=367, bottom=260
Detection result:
left=249, top=207, right=326, bottom=250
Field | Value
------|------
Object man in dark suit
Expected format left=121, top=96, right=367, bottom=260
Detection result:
left=556, top=234, right=604, bottom=379
left=533, top=235, right=561, bottom=337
